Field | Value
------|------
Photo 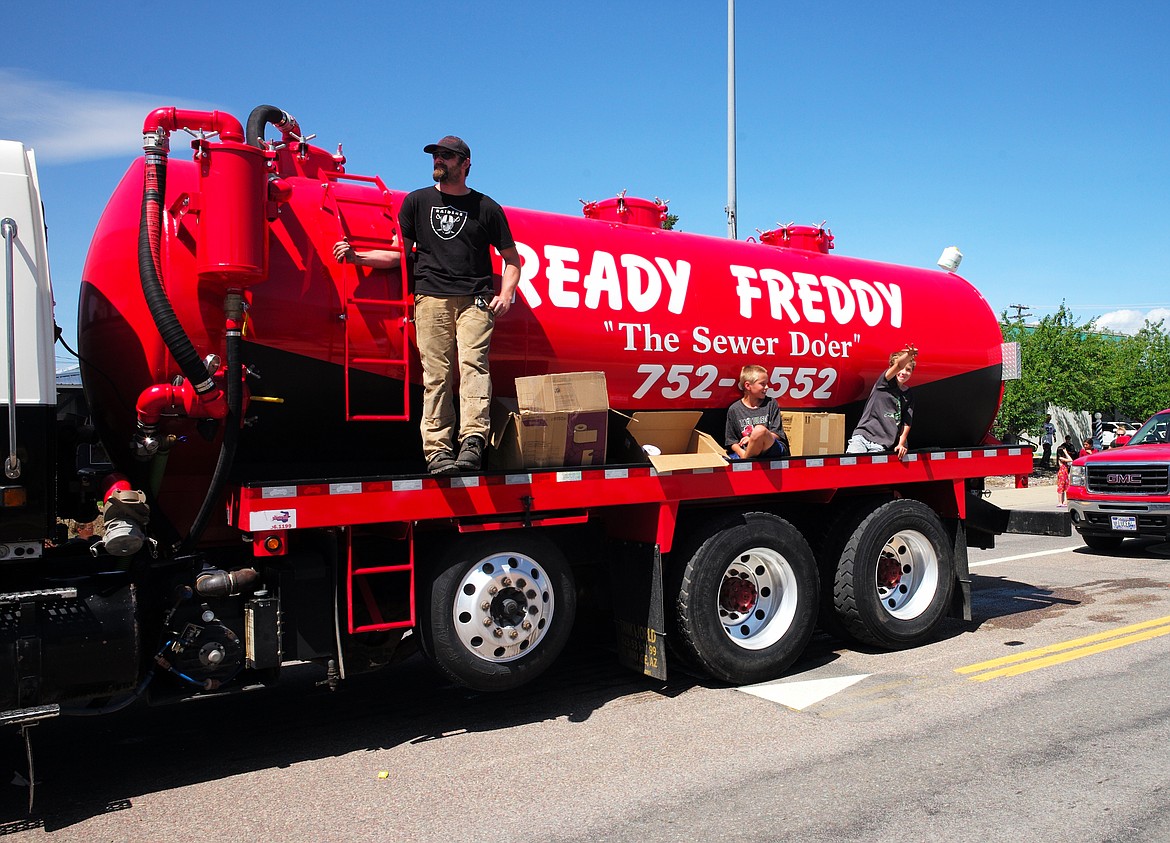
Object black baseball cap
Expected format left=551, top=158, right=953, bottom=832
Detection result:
left=423, top=135, right=470, bottom=158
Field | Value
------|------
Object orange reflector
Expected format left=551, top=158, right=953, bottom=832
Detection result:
left=2, top=487, right=27, bottom=508
left=263, top=535, right=283, bottom=553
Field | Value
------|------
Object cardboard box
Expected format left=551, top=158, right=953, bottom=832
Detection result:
left=490, top=372, right=609, bottom=469
left=624, top=411, right=729, bottom=472
left=782, top=412, right=845, bottom=456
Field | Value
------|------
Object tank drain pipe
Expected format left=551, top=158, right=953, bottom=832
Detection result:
left=138, top=128, right=221, bottom=401
left=2, top=217, right=20, bottom=479
left=181, top=293, right=244, bottom=551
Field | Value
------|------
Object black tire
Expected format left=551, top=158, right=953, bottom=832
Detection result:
left=418, top=533, right=576, bottom=692
left=834, top=499, right=954, bottom=649
left=674, top=512, right=819, bottom=685
left=812, top=496, right=893, bottom=643
left=1082, top=534, right=1124, bottom=552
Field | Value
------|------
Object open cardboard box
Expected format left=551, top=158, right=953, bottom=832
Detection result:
left=624, top=410, right=729, bottom=472
left=489, top=372, right=609, bottom=469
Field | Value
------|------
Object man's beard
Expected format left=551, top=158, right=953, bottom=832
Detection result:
left=433, top=163, right=450, bottom=183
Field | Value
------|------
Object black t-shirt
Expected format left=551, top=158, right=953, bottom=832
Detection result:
left=398, top=187, right=515, bottom=297
left=852, top=375, right=914, bottom=448
left=725, top=398, right=789, bottom=452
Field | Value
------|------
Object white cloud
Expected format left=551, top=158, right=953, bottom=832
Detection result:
left=0, top=69, right=215, bottom=163
left=1097, top=307, right=1170, bottom=335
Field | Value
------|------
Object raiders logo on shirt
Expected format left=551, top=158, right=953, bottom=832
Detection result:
left=431, top=206, right=468, bottom=240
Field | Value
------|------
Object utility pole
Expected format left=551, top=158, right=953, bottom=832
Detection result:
left=725, top=0, right=737, bottom=239
left=1007, top=303, right=1032, bottom=322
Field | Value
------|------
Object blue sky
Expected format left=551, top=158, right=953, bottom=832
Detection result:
left=3, top=1, right=1168, bottom=370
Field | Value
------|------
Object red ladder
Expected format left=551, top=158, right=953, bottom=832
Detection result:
left=323, top=172, right=412, bottom=421
left=346, top=525, right=416, bottom=633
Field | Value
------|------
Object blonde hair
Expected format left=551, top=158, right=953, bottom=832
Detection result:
left=738, top=364, right=768, bottom=391
left=889, top=351, right=917, bottom=370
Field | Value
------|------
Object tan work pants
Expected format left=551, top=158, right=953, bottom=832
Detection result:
left=414, top=294, right=494, bottom=458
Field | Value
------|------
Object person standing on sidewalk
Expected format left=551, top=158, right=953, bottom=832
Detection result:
left=1055, top=434, right=1075, bottom=507
left=335, top=135, right=521, bottom=474
left=1040, top=414, right=1056, bottom=468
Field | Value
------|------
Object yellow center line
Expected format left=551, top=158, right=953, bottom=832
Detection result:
left=956, top=615, right=1170, bottom=681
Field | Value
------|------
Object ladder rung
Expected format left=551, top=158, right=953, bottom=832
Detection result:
left=351, top=357, right=407, bottom=366
left=353, top=620, right=414, bottom=632
left=348, top=297, right=408, bottom=308
left=353, top=564, right=414, bottom=576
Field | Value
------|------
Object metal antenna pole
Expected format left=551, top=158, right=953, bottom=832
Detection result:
left=726, top=0, right=737, bottom=239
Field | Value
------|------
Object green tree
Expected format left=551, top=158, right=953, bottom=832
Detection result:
left=996, top=308, right=1170, bottom=439
left=1110, top=319, right=1170, bottom=422
left=996, top=304, right=1111, bottom=439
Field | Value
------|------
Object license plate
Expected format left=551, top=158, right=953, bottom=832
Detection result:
left=1110, top=515, right=1138, bottom=532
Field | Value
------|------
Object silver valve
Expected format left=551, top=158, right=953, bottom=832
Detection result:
left=181, top=127, right=220, bottom=141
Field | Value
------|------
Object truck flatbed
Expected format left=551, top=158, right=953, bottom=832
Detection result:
left=232, top=445, right=1033, bottom=543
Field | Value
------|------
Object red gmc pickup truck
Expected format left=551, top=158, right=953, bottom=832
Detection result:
left=1068, top=409, right=1170, bottom=550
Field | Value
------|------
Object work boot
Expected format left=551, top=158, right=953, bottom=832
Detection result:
left=427, top=450, right=457, bottom=475
left=454, top=434, right=486, bottom=472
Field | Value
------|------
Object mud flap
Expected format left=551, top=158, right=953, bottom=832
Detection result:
left=946, top=518, right=972, bottom=622
left=605, top=542, right=667, bottom=681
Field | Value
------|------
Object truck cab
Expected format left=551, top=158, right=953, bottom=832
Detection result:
left=1067, top=409, right=1170, bottom=550
left=0, top=140, right=66, bottom=552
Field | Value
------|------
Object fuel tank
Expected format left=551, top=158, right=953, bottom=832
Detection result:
left=78, top=108, right=1006, bottom=530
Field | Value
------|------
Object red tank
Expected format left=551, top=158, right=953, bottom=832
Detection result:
left=79, top=107, right=1006, bottom=535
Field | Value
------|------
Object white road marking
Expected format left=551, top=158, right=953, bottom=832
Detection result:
left=737, top=674, right=871, bottom=710
left=969, top=545, right=1083, bottom=568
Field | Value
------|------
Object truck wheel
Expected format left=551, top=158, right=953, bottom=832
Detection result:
left=834, top=499, right=953, bottom=649
left=674, top=512, right=819, bottom=685
left=812, top=496, right=893, bottom=642
left=419, top=534, right=576, bottom=692
left=1082, top=534, right=1123, bottom=552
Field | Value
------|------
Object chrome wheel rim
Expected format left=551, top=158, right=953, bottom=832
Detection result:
left=873, top=530, right=939, bottom=619
left=452, top=552, right=554, bottom=663
left=716, top=547, right=798, bottom=650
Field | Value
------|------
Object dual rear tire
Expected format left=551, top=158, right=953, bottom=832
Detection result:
left=829, top=499, right=955, bottom=649
left=672, top=499, right=956, bottom=684
left=672, top=512, right=820, bottom=685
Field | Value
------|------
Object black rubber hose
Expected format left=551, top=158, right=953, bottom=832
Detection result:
left=246, top=105, right=291, bottom=148
left=181, top=325, right=241, bottom=550
left=138, top=156, right=216, bottom=394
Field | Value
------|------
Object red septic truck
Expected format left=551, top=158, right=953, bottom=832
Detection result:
left=2, top=106, right=1064, bottom=758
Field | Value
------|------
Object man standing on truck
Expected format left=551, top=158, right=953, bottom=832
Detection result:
left=335, top=135, right=522, bottom=474
left=845, top=345, right=917, bottom=460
